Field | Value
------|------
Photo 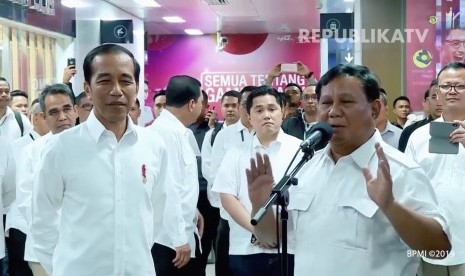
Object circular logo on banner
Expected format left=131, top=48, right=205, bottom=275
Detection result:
left=114, top=25, right=128, bottom=39
left=413, top=49, right=432, bottom=68
left=326, top=19, right=340, bottom=31
left=429, top=16, right=437, bottom=25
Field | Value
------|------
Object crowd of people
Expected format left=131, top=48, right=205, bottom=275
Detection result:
left=0, top=43, right=464, bottom=276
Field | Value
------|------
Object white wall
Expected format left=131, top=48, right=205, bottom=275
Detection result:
left=73, top=2, right=145, bottom=101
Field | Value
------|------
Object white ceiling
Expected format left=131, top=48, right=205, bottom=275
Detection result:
left=102, top=0, right=354, bottom=35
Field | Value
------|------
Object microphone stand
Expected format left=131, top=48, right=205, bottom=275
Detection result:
left=251, top=146, right=316, bottom=276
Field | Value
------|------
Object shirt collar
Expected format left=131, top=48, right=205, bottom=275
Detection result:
left=379, top=120, right=395, bottom=135
left=252, top=129, right=285, bottom=150
left=0, top=107, right=14, bottom=121
left=86, top=110, right=137, bottom=143
left=321, top=129, right=382, bottom=169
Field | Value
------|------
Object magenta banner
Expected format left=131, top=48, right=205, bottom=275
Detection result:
left=406, top=0, right=465, bottom=111
left=144, top=34, right=320, bottom=116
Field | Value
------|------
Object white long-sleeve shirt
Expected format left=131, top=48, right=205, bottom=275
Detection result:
left=405, top=117, right=465, bottom=265
left=32, top=111, right=172, bottom=276
left=209, top=120, right=254, bottom=214
left=16, top=132, right=52, bottom=262
left=6, top=130, right=41, bottom=236
left=0, top=136, right=16, bottom=258
left=0, top=107, right=32, bottom=142
left=147, top=109, right=200, bottom=257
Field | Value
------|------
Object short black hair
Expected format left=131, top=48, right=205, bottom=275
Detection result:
left=426, top=79, right=439, bottom=99
left=202, top=90, right=208, bottom=105
left=240, top=86, right=257, bottom=94
left=284, top=83, right=302, bottom=93
left=0, top=77, right=10, bottom=88
left=10, top=90, right=28, bottom=99
left=379, top=88, right=388, bottom=106
left=165, top=75, right=201, bottom=108
left=39, top=83, right=75, bottom=112
left=221, top=90, right=241, bottom=103
left=83, top=44, right=140, bottom=85
left=246, top=86, right=284, bottom=114
left=316, top=64, right=380, bottom=102
left=437, top=62, right=465, bottom=81
left=153, top=90, right=166, bottom=102
left=135, top=98, right=140, bottom=108
left=75, top=92, right=88, bottom=106
left=393, top=96, right=410, bottom=108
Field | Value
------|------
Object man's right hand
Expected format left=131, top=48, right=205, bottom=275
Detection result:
left=62, top=66, right=77, bottom=83
left=246, top=153, right=275, bottom=209
left=172, top=243, right=191, bottom=269
left=265, top=64, right=282, bottom=83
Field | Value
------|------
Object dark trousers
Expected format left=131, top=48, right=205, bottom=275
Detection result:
left=215, top=218, right=232, bottom=276
left=5, top=229, right=32, bottom=276
left=152, top=238, right=202, bottom=276
left=197, top=190, right=220, bottom=276
left=230, top=253, right=295, bottom=276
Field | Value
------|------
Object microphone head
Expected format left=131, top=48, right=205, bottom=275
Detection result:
left=310, top=122, right=333, bottom=142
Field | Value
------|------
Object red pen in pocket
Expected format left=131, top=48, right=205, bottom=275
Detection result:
left=142, top=164, right=147, bottom=184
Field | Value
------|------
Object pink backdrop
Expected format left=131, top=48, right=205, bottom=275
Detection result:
left=144, top=33, right=320, bottom=117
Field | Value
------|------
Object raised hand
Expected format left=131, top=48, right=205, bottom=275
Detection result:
left=246, top=153, right=275, bottom=208
left=450, top=120, right=465, bottom=148
left=362, top=143, right=395, bottom=211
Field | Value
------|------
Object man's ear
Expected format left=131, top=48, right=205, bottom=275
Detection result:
left=188, top=99, right=195, bottom=112
left=371, top=99, right=381, bottom=119
left=84, top=82, right=91, bottom=99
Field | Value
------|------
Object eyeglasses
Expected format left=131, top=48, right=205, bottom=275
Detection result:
left=445, top=40, right=465, bottom=49
left=438, top=84, right=465, bottom=93
left=303, top=94, right=318, bottom=101
left=79, top=104, right=93, bottom=111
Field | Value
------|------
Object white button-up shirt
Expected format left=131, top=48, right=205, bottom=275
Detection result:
left=288, top=131, right=448, bottom=276
left=0, top=107, right=32, bottom=142
left=209, top=120, right=254, bottom=213
left=148, top=109, right=200, bottom=257
left=379, top=120, right=402, bottom=149
left=405, top=117, right=465, bottom=265
left=16, top=132, right=52, bottom=262
left=0, top=136, right=16, bottom=258
left=6, top=130, right=41, bottom=236
left=32, top=111, right=172, bottom=276
left=212, top=130, right=300, bottom=255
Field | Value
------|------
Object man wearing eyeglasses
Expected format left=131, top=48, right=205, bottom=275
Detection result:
left=406, top=62, right=465, bottom=276
left=440, top=28, right=465, bottom=66
left=75, top=91, right=93, bottom=124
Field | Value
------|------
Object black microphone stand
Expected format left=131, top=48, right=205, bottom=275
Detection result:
left=251, top=146, right=316, bottom=276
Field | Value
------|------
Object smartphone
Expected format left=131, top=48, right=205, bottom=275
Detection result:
left=429, top=121, right=460, bottom=154
left=281, top=63, right=298, bottom=73
left=67, top=58, right=76, bottom=68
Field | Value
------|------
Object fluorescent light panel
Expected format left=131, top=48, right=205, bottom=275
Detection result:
left=61, top=0, right=89, bottom=8
left=134, top=0, right=161, bottom=7
left=184, top=29, right=203, bottom=35
left=162, top=16, right=185, bottom=23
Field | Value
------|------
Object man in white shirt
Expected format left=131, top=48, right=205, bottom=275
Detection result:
left=148, top=75, right=204, bottom=276
left=376, top=89, right=402, bottom=148
left=212, top=86, right=301, bottom=275
left=0, top=136, right=16, bottom=274
left=8, top=95, right=57, bottom=276
left=32, top=44, right=172, bottom=276
left=405, top=62, right=465, bottom=276
left=198, top=89, right=240, bottom=273
left=248, top=64, right=451, bottom=276
left=0, top=77, right=33, bottom=141
left=208, top=86, right=256, bottom=276
left=16, top=83, right=78, bottom=276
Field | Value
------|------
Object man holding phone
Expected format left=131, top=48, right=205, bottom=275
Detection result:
left=405, top=62, right=465, bottom=276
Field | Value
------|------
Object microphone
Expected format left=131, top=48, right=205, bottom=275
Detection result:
left=300, top=122, right=333, bottom=150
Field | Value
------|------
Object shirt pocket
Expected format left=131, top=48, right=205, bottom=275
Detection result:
left=288, top=192, right=316, bottom=233
left=332, top=199, right=379, bottom=250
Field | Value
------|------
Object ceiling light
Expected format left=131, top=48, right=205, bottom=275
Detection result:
left=61, top=0, right=89, bottom=8
left=162, top=16, right=185, bottom=23
left=343, top=0, right=354, bottom=2
left=134, top=0, right=161, bottom=7
left=184, top=29, right=204, bottom=35
left=346, top=8, right=352, bottom=12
